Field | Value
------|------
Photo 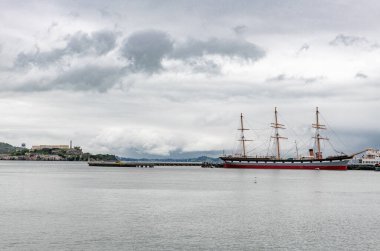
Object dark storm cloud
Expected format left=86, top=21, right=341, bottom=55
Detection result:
left=120, top=30, right=173, bottom=73
left=14, top=30, right=117, bottom=68
left=120, top=30, right=265, bottom=73
left=17, top=65, right=125, bottom=92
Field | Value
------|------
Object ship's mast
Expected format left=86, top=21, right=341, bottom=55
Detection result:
left=271, top=107, right=287, bottom=159
left=312, top=107, right=328, bottom=159
left=295, top=140, right=299, bottom=159
left=238, top=113, right=251, bottom=157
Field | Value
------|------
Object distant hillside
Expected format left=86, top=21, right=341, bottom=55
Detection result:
left=0, top=142, right=18, bottom=154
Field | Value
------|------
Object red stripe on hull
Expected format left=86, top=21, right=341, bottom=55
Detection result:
left=223, top=163, right=347, bottom=171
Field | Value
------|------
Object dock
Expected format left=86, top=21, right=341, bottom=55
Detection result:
left=88, top=161, right=205, bottom=168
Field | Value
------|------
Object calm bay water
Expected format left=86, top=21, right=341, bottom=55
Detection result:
left=1, top=161, right=380, bottom=250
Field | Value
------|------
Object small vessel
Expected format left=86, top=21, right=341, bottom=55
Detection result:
left=220, top=107, right=353, bottom=170
left=350, top=148, right=380, bottom=166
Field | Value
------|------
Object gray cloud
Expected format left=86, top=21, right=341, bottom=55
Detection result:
left=355, top=72, right=368, bottom=79
left=330, top=34, right=368, bottom=46
left=17, top=65, right=125, bottom=92
left=189, top=59, right=221, bottom=75
left=68, top=11, right=80, bottom=18
left=9, top=29, right=266, bottom=94
left=296, top=43, right=310, bottom=54
left=15, top=47, right=65, bottom=68
left=52, top=65, right=124, bottom=92
left=120, top=30, right=265, bottom=74
left=171, top=38, right=265, bottom=61
left=267, top=74, right=324, bottom=84
left=339, top=129, right=380, bottom=153
left=66, top=30, right=117, bottom=55
left=329, top=34, right=379, bottom=49
left=52, top=0, right=380, bottom=34
left=120, top=30, right=173, bottom=73
left=47, top=22, right=58, bottom=33
left=233, top=25, right=248, bottom=35
left=14, top=30, right=117, bottom=68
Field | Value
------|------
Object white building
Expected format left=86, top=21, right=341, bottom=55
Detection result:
left=31, top=145, right=70, bottom=150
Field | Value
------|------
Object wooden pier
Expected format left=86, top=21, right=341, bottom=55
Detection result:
left=88, top=161, right=204, bottom=168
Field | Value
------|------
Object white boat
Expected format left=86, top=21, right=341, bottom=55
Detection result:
left=350, top=148, right=380, bottom=166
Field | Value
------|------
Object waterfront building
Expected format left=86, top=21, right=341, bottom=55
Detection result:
left=31, top=145, right=70, bottom=150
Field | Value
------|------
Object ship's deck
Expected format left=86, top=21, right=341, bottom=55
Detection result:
left=220, top=155, right=352, bottom=163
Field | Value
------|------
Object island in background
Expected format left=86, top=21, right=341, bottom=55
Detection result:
left=0, top=142, right=117, bottom=161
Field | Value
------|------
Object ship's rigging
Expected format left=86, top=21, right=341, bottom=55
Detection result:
left=312, top=107, right=328, bottom=159
left=271, top=107, right=287, bottom=159
left=234, top=107, right=347, bottom=160
left=238, top=113, right=251, bottom=158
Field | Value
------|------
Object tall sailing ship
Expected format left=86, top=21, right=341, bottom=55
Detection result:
left=220, top=107, right=354, bottom=170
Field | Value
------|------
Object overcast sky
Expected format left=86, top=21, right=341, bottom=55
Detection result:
left=0, top=0, right=379, bottom=158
